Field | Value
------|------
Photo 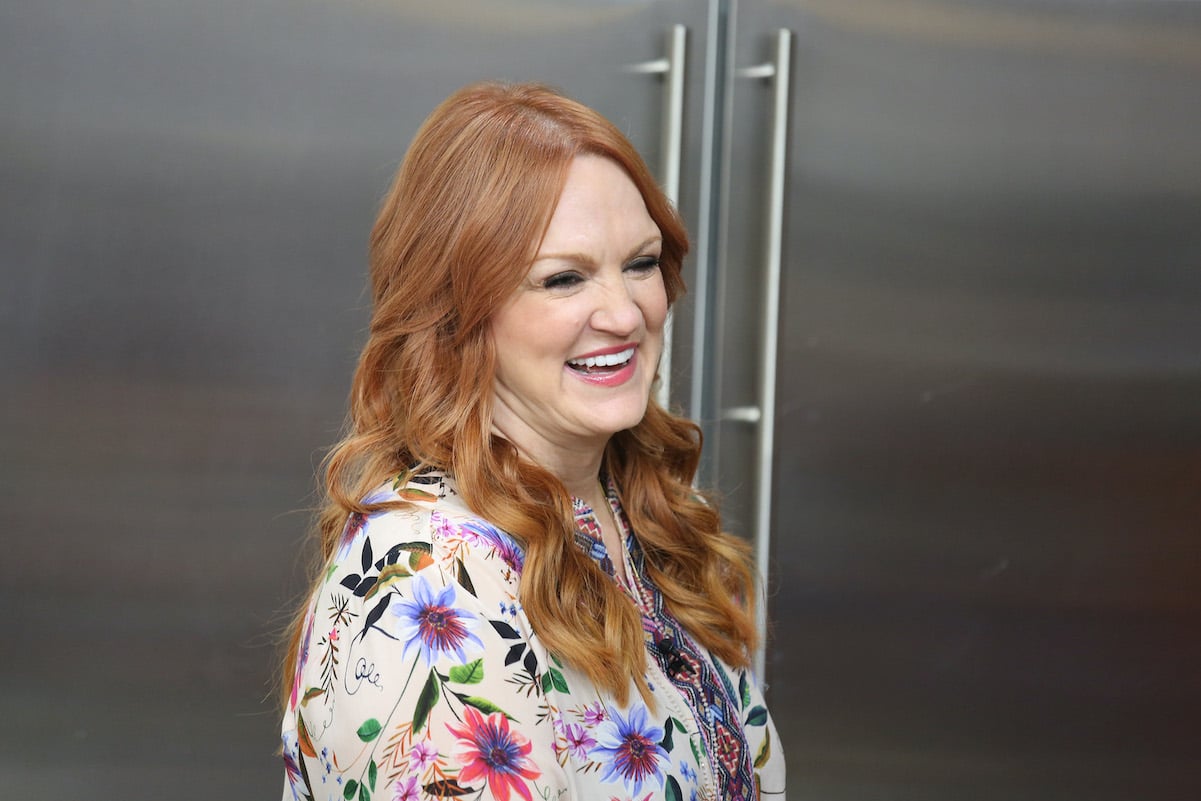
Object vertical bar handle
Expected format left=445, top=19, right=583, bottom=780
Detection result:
left=735, top=28, right=792, bottom=680
left=628, top=24, right=686, bottom=409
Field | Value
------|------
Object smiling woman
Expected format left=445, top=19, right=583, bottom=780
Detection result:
left=278, top=82, right=786, bottom=801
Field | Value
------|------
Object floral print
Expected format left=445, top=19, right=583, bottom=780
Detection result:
left=592, top=706, right=669, bottom=796
left=447, top=707, right=540, bottom=801
left=281, top=470, right=785, bottom=800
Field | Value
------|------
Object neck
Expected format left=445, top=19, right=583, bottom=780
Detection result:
left=491, top=419, right=608, bottom=501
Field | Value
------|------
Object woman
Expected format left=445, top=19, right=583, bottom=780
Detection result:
left=280, top=82, right=785, bottom=801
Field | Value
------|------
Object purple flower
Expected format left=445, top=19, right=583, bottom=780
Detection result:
left=410, top=739, right=438, bottom=773
left=563, top=723, right=596, bottom=761
left=457, top=518, right=525, bottom=573
left=590, top=706, right=667, bottom=795
left=581, top=702, right=606, bottom=726
left=393, top=774, right=420, bottom=801
left=391, top=575, right=484, bottom=666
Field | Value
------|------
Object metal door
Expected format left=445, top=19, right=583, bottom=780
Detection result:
left=708, top=1, right=1201, bottom=799
left=0, top=1, right=714, bottom=796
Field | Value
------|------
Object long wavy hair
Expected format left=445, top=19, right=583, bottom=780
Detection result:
left=281, top=82, right=758, bottom=708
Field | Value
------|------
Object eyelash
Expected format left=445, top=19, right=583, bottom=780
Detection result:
left=542, top=258, right=660, bottom=291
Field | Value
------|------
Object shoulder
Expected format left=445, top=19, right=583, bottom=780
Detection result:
left=325, top=470, right=526, bottom=601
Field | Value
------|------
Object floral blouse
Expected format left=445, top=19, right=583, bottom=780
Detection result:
left=281, top=470, right=786, bottom=801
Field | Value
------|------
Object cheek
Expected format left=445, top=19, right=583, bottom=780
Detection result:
left=639, top=279, right=670, bottom=332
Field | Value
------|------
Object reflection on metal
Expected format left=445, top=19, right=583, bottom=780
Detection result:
left=628, top=24, right=687, bottom=410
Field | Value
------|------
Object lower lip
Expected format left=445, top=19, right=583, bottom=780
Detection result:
left=566, top=351, right=638, bottom=387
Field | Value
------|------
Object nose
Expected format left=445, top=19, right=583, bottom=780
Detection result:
left=588, top=276, right=642, bottom=336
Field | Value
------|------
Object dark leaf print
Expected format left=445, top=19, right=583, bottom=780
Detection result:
left=361, top=536, right=374, bottom=574
left=504, top=642, right=526, bottom=666
left=424, top=778, right=475, bottom=797
left=356, top=718, right=382, bottom=742
left=660, top=717, right=674, bottom=751
left=448, top=659, right=484, bottom=685
left=383, top=544, right=405, bottom=566
left=413, top=669, right=440, bottom=734
left=353, top=576, right=378, bottom=598
left=343, top=779, right=358, bottom=800
left=340, top=574, right=362, bottom=593
left=456, top=558, right=476, bottom=597
left=522, top=649, right=538, bottom=678
left=666, top=776, right=683, bottom=801
left=491, top=620, right=521, bottom=640
left=739, top=706, right=768, bottom=725
left=360, top=595, right=392, bottom=639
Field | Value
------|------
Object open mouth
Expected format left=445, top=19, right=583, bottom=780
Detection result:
left=566, top=346, right=635, bottom=374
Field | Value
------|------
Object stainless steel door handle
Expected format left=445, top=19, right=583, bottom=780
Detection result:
left=628, top=24, right=686, bottom=409
left=729, top=28, right=792, bottom=679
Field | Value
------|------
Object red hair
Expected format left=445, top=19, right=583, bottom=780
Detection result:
left=281, top=82, right=756, bottom=707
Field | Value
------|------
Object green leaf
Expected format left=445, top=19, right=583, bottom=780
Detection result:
left=368, top=760, right=378, bottom=791
left=358, top=783, right=370, bottom=801
left=690, top=737, right=703, bottom=767
left=739, top=671, right=751, bottom=708
left=550, top=652, right=563, bottom=668
left=343, top=779, right=358, bottom=800
left=356, top=718, right=382, bottom=742
left=671, top=716, right=687, bottom=733
left=448, top=659, right=484, bottom=685
left=665, top=775, right=683, bottom=801
left=302, top=686, right=326, bottom=703
left=413, top=670, right=440, bottom=733
left=745, top=705, right=768, bottom=727
left=460, top=695, right=513, bottom=720
left=754, top=727, right=772, bottom=769
left=541, top=672, right=552, bottom=693
left=548, top=668, right=569, bottom=693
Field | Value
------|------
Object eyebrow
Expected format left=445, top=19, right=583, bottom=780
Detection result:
left=533, top=234, right=663, bottom=266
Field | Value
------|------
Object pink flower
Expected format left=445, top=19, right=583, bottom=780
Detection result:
left=328, top=628, right=339, bottom=643
left=563, top=722, right=596, bottom=761
left=446, top=707, right=540, bottom=801
left=581, top=702, right=606, bottom=726
left=410, top=739, right=439, bottom=773
left=393, top=774, right=420, bottom=801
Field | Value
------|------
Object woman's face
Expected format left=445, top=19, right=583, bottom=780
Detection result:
left=489, top=155, right=667, bottom=466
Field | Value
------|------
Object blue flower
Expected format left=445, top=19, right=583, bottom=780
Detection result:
left=680, top=760, right=697, bottom=784
left=590, top=705, right=668, bottom=795
left=392, top=575, right=484, bottom=666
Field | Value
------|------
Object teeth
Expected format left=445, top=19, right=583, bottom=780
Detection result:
left=568, top=347, right=635, bottom=369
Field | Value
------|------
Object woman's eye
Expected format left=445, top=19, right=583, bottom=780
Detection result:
left=543, top=272, right=584, bottom=290
left=626, top=256, right=661, bottom=274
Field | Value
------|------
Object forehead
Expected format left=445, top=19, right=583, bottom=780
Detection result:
left=536, top=155, right=659, bottom=256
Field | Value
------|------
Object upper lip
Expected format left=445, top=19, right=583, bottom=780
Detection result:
left=567, top=343, right=638, bottom=362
